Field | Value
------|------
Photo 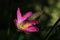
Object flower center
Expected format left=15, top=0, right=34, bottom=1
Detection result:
left=18, top=22, right=31, bottom=29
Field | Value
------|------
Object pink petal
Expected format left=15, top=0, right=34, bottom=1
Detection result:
left=14, top=19, right=22, bottom=30
left=22, top=11, right=32, bottom=21
left=17, top=8, right=22, bottom=23
left=14, top=19, right=18, bottom=26
left=25, top=26, right=39, bottom=32
left=29, top=20, right=38, bottom=25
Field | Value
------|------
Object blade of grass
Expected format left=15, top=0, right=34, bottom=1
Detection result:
left=44, top=18, right=60, bottom=40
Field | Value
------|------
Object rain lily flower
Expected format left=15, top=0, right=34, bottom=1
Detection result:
left=14, top=8, right=39, bottom=33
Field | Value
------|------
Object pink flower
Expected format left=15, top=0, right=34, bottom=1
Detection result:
left=14, top=8, right=39, bottom=33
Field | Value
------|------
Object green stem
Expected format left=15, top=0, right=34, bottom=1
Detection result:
left=25, top=33, right=31, bottom=40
